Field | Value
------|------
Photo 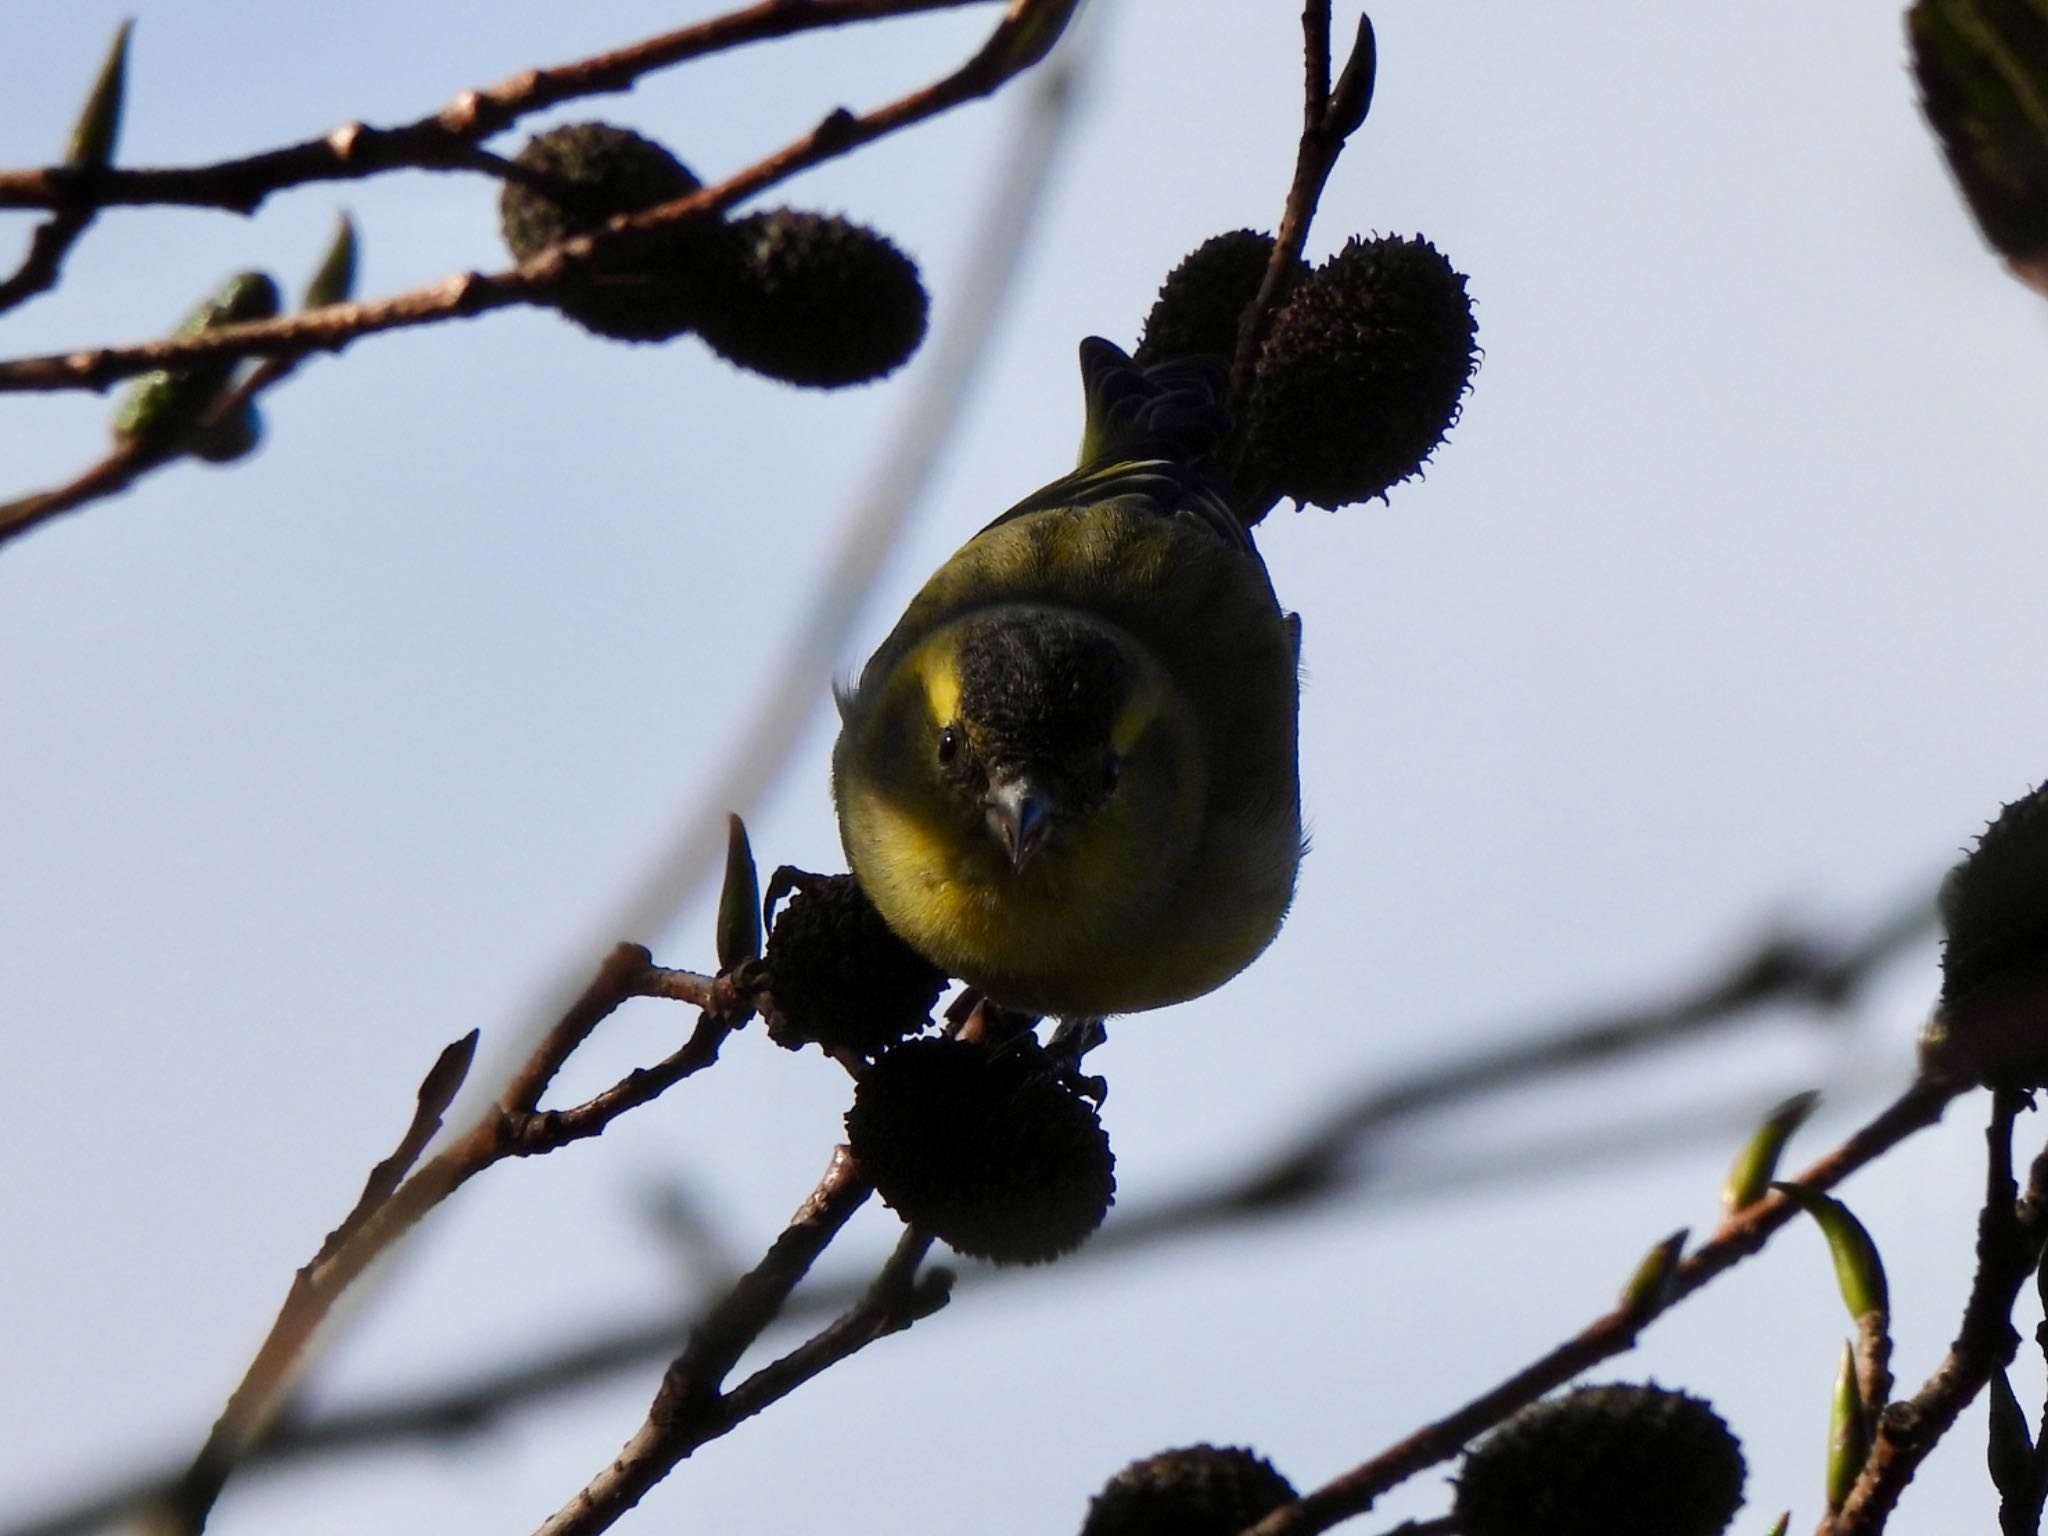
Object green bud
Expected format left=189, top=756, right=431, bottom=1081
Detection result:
left=196, top=271, right=284, bottom=330
left=991, top=0, right=1085, bottom=73
left=67, top=19, right=132, bottom=168
left=1987, top=1365, right=2037, bottom=1504
left=1326, top=14, right=1377, bottom=140
left=304, top=213, right=358, bottom=309
left=1773, top=1182, right=1889, bottom=1322
left=1722, top=1091, right=1821, bottom=1212
left=1618, top=1228, right=1688, bottom=1321
left=112, top=271, right=281, bottom=451
left=1760, top=1516, right=1790, bottom=1536
left=1827, top=1340, right=1868, bottom=1512
left=716, top=814, right=761, bottom=972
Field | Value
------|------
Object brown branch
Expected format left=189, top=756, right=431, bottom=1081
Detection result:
left=1826, top=1095, right=2048, bottom=1535
left=0, top=0, right=1068, bottom=399
left=1242, top=1072, right=1969, bottom=1536
left=0, top=439, right=171, bottom=546
left=0, top=895, right=1936, bottom=1536
left=154, top=944, right=746, bottom=1536
left=0, top=0, right=995, bottom=216
left=1226, top=1, right=1376, bottom=420
left=0, top=311, right=383, bottom=550
left=0, top=210, right=93, bottom=315
left=530, top=1154, right=947, bottom=1536
left=313, top=1030, right=479, bottom=1269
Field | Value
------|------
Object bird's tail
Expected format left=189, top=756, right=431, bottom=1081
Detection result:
left=1074, top=336, right=1231, bottom=470
left=977, top=339, right=1252, bottom=549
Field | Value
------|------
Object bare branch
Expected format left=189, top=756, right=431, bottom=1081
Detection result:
left=529, top=1153, right=947, bottom=1536
left=1226, top=2, right=1377, bottom=419
left=154, top=943, right=745, bottom=1535
left=1242, top=1072, right=1967, bottom=1536
left=0, top=212, right=93, bottom=315
left=1, top=894, right=1935, bottom=1536
left=0, top=1, right=996, bottom=216
left=0, top=0, right=1071, bottom=399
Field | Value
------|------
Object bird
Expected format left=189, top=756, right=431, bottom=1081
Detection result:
left=831, top=337, right=1302, bottom=1018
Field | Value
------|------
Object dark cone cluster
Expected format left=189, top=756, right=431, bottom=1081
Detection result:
left=696, top=209, right=929, bottom=388
left=1133, top=229, right=1306, bottom=368
left=1937, top=782, right=2048, bottom=1086
left=497, top=124, right=928, bottom=379
left=1245, top=233, right=1477, bottom=512
left=845, top=1035, right=1115, bottom=1266
left=759, top=871, right=945, bottom=1057
left=1910, top=0, right=2048, bottom=271
left=1454, top=1384, right=1746, bottom=1536
left=1078, top=1445, right=1296, bottom=1536
left=500, top=122, right=710, bottom=342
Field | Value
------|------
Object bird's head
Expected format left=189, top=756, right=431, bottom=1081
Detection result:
left=863, top=605, right=1202, bottom=887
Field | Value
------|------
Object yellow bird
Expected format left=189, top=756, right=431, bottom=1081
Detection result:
left=832, top=338, right=1302, bottom=1017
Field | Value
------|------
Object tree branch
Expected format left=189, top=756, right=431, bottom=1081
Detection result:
left=1826, top=1095, right=2048, bottom=1534
left=529, top=1154, right=946, bottom=1536
left=0, top=0, right=1072, bottom=398
left=1227, top=1, right=1376, bottom=419
left=1242, top=1072, right=1969, bottom=1536
left=0, top=0, right=996, bottom=216
left=0, top=210, right=94, bottom=315
left=153, top=944, right=746, bottom=1535
left=1, top=896, right=1935, bottom=1536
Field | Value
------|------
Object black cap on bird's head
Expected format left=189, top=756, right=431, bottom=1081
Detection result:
left=941, top=609, right=1136, bottom=872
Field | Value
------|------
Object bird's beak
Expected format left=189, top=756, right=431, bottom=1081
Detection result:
left=983, top=773, right=1055, bottom=869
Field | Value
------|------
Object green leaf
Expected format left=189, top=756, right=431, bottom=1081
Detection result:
left=1774, top=1181, right=1890, bottom=1321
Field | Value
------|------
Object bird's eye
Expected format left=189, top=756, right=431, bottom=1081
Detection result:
left=936, top=725, right=962, bottom=767
left=1101, top=754, right=1122, bottom=794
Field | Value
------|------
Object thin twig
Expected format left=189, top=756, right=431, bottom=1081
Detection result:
left=154, top=945, right=745, bottom=1536
left=0, top=440, right=170, bottom=545
left=1826, top=1096, right=2048, bottom=1534
left=1226, top=1, right=1376, bottom=422
left=530, top=1154, right=947, bottom=1536
left=1, top=898, right=1934, bottom=1536
left=0, top=342, right=341, bottom=550
left=0, top=210, right=93, bottom=315
left=0, top=1, right=995, bottom=216
left=0, top=0, right=1070, bottom=397
left=1242, top=1073, right=1968, bottom=1536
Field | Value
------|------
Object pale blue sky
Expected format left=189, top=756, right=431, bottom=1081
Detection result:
left=5, top=5, right=2046, bottom=1533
